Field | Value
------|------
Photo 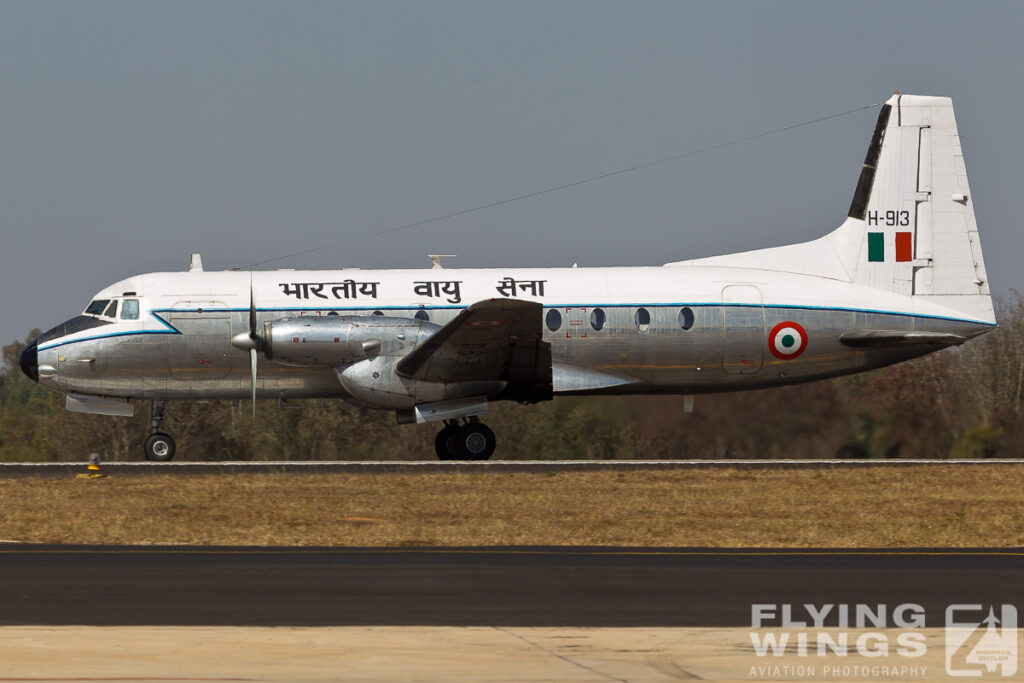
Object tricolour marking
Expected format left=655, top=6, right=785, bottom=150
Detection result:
left=896, top=231, right=913, bottom=262
left=867, top=232, right=884, bottom=262
left=769, top=321, right=808, bottom=360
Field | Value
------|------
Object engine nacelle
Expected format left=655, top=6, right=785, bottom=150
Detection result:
left=336, top=355, right=439, bottom=409
left=336, top=356, right=505, bottom=409
left=264, top=315, right=437, bottom=367
left=264, top=314, right=505, bottom=410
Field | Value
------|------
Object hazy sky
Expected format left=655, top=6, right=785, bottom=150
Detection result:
left=3, top=1, right=1022, bottom=344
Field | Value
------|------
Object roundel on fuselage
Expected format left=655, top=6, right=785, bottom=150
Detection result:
left=768, top=321, right=808, bottom=360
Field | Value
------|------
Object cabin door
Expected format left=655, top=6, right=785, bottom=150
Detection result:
left=721, top=285, right=764, bottom=374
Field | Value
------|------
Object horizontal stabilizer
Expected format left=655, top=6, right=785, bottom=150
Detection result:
left=839, top=330, right=965, bottom=349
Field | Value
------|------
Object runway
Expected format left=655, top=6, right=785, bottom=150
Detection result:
left=2, top=459, right=1024, bottom=477
left=0, top=546, right=1020, bottom=627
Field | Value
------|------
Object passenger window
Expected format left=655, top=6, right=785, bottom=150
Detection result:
left=634, top=307, right=651, bottom=331
left=103, top=300, right=118, bottom=318
left=85, top=299, right=110, bottom=316
left=545, top=309, right=562, bottom=332
left=590, top=308, right=606, bottom=331
left=121, top=299, right=140, bottom=320
left=414, top=309, right=430, bottom=322
left=679, top=307, right=695, bottom=330
left=372, top=310, right=384, bottom=316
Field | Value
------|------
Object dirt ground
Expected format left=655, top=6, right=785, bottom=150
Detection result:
left=0, top=466, right=1020, bottom=546
left=0, top=626, right=960, bottom=682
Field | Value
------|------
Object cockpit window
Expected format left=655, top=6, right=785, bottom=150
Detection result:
left=103, top=300, right=118, bottom=318
left=121, top=299, right=140, bottom=320
left=85, top=299, right=110, bottom=316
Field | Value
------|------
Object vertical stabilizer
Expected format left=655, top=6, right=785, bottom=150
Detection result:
left=826, top=94, right=993, bottom=323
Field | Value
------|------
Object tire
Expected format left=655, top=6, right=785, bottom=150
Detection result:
left=144, top=433, right=176, bottom=462
left=434, top=424, right=460, bottom=460
left=454, top=423, right=496, bottom=461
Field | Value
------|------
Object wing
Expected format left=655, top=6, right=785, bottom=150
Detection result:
left=395, top=299, right=551, bottom=397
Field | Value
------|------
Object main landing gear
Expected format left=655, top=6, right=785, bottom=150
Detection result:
left=144, top=401, right=176, bottom=462
left=434, top=418, right=496, bottom=461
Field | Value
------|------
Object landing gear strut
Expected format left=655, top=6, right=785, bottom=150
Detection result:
left=144, top=401, right=176, bottom=462
left=434, top=418, right=496, bottom=461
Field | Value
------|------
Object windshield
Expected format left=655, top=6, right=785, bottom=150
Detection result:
left=121, top=299, right=140, bottom=320
left=84, top=299, right=110, bottom=316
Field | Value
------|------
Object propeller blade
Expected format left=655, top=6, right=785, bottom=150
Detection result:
left=247, top=275, right=259, bottom=421
left=249, top=283, right=259, bottom=343
left=250, top=348, right=258, bottom=421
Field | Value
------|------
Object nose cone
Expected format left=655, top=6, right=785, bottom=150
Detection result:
left=19, top=339, right=39, bottom=382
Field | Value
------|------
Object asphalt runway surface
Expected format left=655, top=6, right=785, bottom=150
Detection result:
left=0, top=546, right=1020, bottom=627
left=3, top=459, right=1024, bottom=477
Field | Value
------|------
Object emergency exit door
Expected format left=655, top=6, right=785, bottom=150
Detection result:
left=721, top=285, right=764, bottom=374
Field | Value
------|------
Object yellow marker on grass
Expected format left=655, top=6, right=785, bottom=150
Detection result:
left=75, top=453, right=108, bottom=479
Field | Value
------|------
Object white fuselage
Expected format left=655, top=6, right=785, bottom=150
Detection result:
left=29, top=264, right=993, bottom=403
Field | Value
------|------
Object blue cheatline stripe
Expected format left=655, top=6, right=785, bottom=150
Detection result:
left=156, top=302, right=995, bottom=325
left=35, top=302, right=995, bottom=351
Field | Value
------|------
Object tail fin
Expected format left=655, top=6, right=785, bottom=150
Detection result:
left=666, top=93, right=994, bottom=324
left=825, top=93, right=993, bottom=322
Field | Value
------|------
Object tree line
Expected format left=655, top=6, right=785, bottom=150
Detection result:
left=2, top=295, right=1022, bottom=461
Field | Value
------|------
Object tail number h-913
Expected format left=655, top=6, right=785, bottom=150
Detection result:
left=867, top=210, right=910, bottom=227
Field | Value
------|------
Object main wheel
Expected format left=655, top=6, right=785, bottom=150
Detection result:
left=453, top=423, right=496, bottom=461
left=144, top=433, right=176, bottom=462
left=434, top=424, right=460, bottom=460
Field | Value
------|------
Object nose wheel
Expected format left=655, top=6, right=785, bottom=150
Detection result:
left=434, top=419, right=496, bottom=461
left=143, top=401, right=176, bottom=462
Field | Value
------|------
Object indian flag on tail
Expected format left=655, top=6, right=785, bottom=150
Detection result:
left=868, top=232, right=913, bottom=262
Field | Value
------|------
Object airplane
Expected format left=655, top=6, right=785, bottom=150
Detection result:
left=19, top=93, right=994, bottom=461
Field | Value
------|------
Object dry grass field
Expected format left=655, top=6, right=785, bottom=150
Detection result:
left=0, top=466, right=1021, bottom=547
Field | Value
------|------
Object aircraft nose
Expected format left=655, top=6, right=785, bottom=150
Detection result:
left=19, top=339, right=38, bottom=382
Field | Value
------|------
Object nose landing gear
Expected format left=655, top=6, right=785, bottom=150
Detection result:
left=434, top=418, right=496, bottom=461
left=143, top=401, right=176, bottom=462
